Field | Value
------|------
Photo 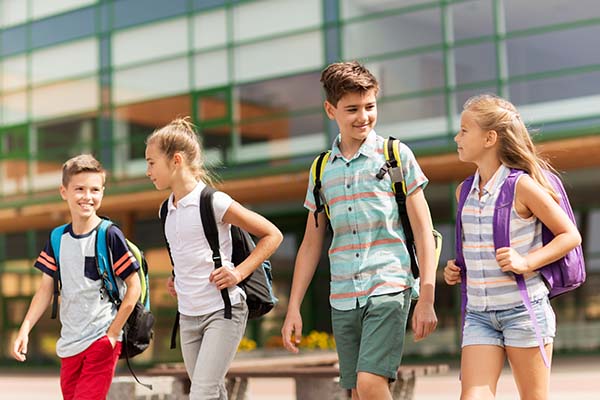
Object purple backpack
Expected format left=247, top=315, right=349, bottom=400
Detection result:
left=455, top=168, right=585, bottom=367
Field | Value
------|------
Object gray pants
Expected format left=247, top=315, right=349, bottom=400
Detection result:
left=179, top=302, right=248, bottom=400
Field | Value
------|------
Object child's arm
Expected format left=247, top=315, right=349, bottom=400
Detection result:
left=13, top=273, right=54, bottom=361
left=210, top=201, right=283, bottom=290
left=496, top=175, right=581, bottom=274
left=281, top=212, right=327, bottom=353
left=106, top=272, right=141, bottom=347
left=406, top=187, right=438, bottom=342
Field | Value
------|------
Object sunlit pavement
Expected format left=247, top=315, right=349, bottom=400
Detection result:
left=1, top=355, right=599, bottom=399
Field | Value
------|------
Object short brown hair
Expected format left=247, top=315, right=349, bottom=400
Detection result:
left=62, top=154, right=106, bottom=187
left=320, top=61, right=379, bottom=106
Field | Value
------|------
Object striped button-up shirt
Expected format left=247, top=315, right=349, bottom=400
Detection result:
left=304, top=130, right=428, bottom=310
left=462, top=164, right=548, bottom=311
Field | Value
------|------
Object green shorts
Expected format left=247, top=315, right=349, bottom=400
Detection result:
left=331, top=289, right=411, bottom=389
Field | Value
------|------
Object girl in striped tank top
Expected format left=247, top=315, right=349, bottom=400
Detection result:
left=444, top=95, right=581, bottom=400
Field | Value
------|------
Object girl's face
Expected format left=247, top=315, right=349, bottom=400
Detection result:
left=145, top=142, right=174, bottom=190
left=455, top=110, right=488, bottom=163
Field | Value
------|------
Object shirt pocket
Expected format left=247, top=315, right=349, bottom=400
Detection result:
left=84, top=256, right=100, bottom=281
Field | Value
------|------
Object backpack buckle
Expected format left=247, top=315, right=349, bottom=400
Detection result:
left=388, top=166, right=404, bottom=184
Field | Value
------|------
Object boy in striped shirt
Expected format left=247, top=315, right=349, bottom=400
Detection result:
left=282, top=61, right=438, bottom=399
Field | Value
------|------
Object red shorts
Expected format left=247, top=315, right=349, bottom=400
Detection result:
left=60, top=335, right=122, bottom=400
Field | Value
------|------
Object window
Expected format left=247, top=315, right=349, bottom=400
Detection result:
left=343, top=8, right=441, bottom=59
left=113, top=58, right=190, bottom=105
left=31, top=38, right=98, bottom=85
left=113, top=95, right=192, bottom=177
left=233, top=0, right=321, bottom=42
left=234, top=31, right=322, bottom=83
left=112, top=17, right=188, bottom=67
left=31, top=78, right=99, bottom=120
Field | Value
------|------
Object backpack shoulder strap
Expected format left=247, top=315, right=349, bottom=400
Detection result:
left=492, top=168, right=524, bottom=250
left=456, top=175, right=474, bottom=339
left=50, top=224, right=68, bottom=319
left=159, top=198, right=181, bottom=350
left=159, top=198, right=174, bottom=267
left=310, top=151, right=331, bottom=227
left=382, top=136, right=406, bottom=194
left=199, top=186, right=232, bottom=320
left=380, top=137, right=421, bottom=278
left=96, top=219, right=121, bottom=306
left=492, top=168, right=550, bottom=368
left=455, top=175, right=474, bottom=269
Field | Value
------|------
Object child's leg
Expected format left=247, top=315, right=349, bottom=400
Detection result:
left=355, top=290, right=411, bottom=400
left=60, top=352, right=85, bottom=400
left=506, top=344, right=552, bottom=400
left=72, top=335, right=122, bottom=400
left=460, top=309, right=507, bottom=400
left=185, top=302, right=248, bottom=400
left=503, top=296, right=556, bottom=400
left=460, top=345, right=505, bottom=400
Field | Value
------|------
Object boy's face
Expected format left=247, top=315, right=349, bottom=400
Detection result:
left=145, top=142, right=174, bottom=191
left=60, top=172, right=104, bottom=220
left=324, top=89, right=377, bottom=142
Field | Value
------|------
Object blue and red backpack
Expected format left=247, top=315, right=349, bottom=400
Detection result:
left=455, top=168, right=585, bottom=367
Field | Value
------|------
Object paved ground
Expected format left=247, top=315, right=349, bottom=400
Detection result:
left=1, top=354, right=599, bottom=399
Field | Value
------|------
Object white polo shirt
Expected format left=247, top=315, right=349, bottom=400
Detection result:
left=163, top=181, right=245, bottom=316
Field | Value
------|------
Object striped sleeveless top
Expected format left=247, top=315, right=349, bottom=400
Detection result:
left=462, top=165, right=548, bottom=311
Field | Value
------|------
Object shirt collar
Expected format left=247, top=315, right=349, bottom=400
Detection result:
left=330, top=129, right=378, bottom=163
left=168, top=181, right=205, bottom=210
left=472, top=164, right=510, bottom=196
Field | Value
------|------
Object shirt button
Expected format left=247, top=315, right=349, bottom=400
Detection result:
left=346, top=184, right=351, bottom=189
left=346, top=163, right=350, bottom=167
left=348, top=207, right=352, bottom=211
left=355, top=253, right=359, bottom=258
left=353, top=230, right=357, bottom=234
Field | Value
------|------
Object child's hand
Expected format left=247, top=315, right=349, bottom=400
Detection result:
left=443, top=260, right=462, bottom=285
left=412, top=300, right=437, bottom=342
left=12, top=335, right=28, bottom=362
left=166, top=276, right=177, bottom=298
left=496, top=247, right=530, bottom=274
left=209, top=267, right=243, bottom=290
left=281, top=311, right=303, bottom=354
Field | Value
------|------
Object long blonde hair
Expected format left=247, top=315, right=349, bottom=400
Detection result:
left=463, top=94, right=558, bottom=200
left=146, top=117, right=214, bottom=185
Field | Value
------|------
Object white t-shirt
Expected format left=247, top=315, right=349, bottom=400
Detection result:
left=163, top=181, right=245, bottom=316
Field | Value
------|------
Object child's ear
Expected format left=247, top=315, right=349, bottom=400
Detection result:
left=485, top=130, right=498, bottom=147
left=172, top=152, right=183, bottom=166
left=324, top=100, right=336, bottom=120
left=59, top=185, right=67, bottom=200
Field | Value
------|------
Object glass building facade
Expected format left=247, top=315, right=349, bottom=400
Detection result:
left=1, top=0, right=600, bottom=363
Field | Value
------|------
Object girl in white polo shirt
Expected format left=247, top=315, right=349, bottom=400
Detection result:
left=145, top=117, right=282, bottom=400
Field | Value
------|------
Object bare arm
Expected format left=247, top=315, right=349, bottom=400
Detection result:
left=406, top=187, right=438, bottom=341
left=13, top=273, right=54, bottom=361
left=211, top=201, right=283, bottom=289
left=497, top=175, right=581, bottom=274
left=281, top=212, right=327, bottom=353
left=106, top=272, right=141, bottom=347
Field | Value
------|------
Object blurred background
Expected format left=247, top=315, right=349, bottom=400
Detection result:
left=0, top=0, right=599, bottom=373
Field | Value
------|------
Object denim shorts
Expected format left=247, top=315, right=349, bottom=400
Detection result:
left=462, top=296, right=556, bottom=348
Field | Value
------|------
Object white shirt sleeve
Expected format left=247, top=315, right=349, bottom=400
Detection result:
left=212, top=191, right=234, bottom=223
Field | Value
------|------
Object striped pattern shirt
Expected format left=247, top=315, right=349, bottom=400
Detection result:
left=462, top=165, right=548, bottom=312
left=304, top=130, right=428, bottom=310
